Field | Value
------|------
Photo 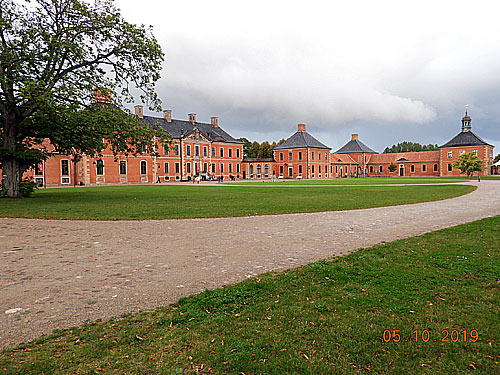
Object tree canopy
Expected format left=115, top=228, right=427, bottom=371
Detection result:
left=0, top=0, right=168, bottom=197
left=383, top=142, right=439, bottom=153
left=451, top=152, right=484, bottom=178
left=238, top=138, right=286, bottom=158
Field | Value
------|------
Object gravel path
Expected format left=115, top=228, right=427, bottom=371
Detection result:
left=1, top=181, right=498, bottom=348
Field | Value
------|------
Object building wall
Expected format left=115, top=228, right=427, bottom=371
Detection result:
left=273, top=148, right=330, bottom=179
left=439, top=145, right=494, bottom=176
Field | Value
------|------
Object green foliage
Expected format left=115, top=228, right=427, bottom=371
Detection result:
left=388, top=162, right=398, bottom=172
left=494, top=154, right=500, bottom=163
left=18, top=178, right=37, bottom=197
left=0, top=216, right=499, bottom=374
left=0, top=0, right=169, bottom=197
left=237, top=138, right=286, bottom=158
left=383, top=141, right=439, bottom=153
left=451, top=151, right=484, bottom=177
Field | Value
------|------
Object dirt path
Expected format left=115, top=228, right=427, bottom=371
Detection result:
left=1, top=181, right=499, bottom=348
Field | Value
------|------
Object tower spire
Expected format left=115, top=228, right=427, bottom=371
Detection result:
left=461, top=105, right=471, bottom=132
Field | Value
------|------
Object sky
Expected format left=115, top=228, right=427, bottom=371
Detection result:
left=114, top=0, right=500, bottom=153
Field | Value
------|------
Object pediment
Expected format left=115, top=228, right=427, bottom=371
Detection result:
left=185, top=128, right=210, bottom=142
left=396, top=158, right=408, bottom=161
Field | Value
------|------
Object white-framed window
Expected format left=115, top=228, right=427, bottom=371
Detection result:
left=61, top=159, right=70, bottom=176
left=448, top=164, right=452, bottom=172
left=410, top=165, right=415, bottom=173
left=448, top=151, right=452, bottom=159
left=229, top=148, right=232, bottom=158
left=164, top=162, right=169, bottom=174
left=140, top=160, right=147, bottom=175
left=220, top=147, right=224, bottom=157
left=195, top=145, right=199, bottom=156
left=220, top=163, right=224, bottom=173
left=434, top=164, right=438, bottom=172
left=422, top=164, right=426, bottom=172
left=186, top=162, right=191, bottom=174
left=265, top=164, right=269, bottom=176
left=229, top=163, right=233, bottom=173
left=460, top=150, right=465, bottom=155
left=175, top=162, right=180, bottom=174
left=186, top=145, right=191, bottom=156
left=473, top=149, right=478, bottom=155
left=203, top=146, right=207, bottom=157
left=379, top=165, right=383, bottom=173
left=236, top=148, right=240, bottom=158
left=96, top=160, right=104, bottom=175
left=119, top=160, right=127, bottom=175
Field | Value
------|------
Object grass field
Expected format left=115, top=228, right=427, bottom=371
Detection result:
left=1, top=216, right=498, bottom=374
left=235, top=176, right=500, bottom=185
left=0, top=183, right=475, bottom=220
left=234, top=177, right=467, bottom=185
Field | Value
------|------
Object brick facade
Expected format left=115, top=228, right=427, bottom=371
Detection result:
left=2, top=109, right=496, bottom=186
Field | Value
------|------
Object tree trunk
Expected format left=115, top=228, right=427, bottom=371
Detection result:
left=2, top=157, right=22, bottom=197
left=2, top=113, right=22, bottom=198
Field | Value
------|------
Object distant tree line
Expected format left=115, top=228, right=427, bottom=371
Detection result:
left=237, top=138, right=286, bottom=158
left=383, top=142, right=439, bottom=153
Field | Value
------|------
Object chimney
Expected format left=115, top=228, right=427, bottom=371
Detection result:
left=163, top=110, right=172, bottom=122
left=94, top=89, right=112, bottom=103
left=134, top=105, right=143, bottom=119
left=351, top=134, right=359, bottom=140
left=188, top=113, right=196, bottom=124
left=211, top=116, right=219, bottom=127
left=297, top=124, right=306, bottom=132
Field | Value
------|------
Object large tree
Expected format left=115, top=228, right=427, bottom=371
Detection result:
left=451, top=152, right=484, bottom=178
left=0, top=0, right=169, bottom=197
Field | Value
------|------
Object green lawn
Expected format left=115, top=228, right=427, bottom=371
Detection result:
left=235, top=177, right=468, bottom=185
left=1, top=216, right=498, bottom=374
left=0, top=184, right=474, bottom=220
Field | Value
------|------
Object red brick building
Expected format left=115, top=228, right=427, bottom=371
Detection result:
left=3, top=108, right=496, bottom=186
left=272, top=124, right=331, bottom=179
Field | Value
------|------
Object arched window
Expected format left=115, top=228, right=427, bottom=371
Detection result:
left=265, top=164, right=269, bottom=176
left=140, top=160, right=147, bottom=175
left=250, top=165, right=254, bottom=176
left=257, top=164, right=262, bottom=176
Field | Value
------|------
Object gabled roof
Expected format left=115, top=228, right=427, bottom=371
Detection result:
left=370, top=151, right=440, bottom=163
left=330, top=153, right=357, bottom=164
left=335, top=139, right=377, bottom=154
left=440, top=130, right=492, bottom=148
left=139, top=116, right=242, bottom=144
left=273, top=131, right=330, bottom=150
left=242, top=158, right=274, bottom=163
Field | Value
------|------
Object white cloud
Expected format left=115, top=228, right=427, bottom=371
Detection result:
left=115, top=0, right=500, bottom=138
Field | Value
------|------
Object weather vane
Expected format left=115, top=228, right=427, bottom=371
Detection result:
left=465, top=104, right=469, bottom=115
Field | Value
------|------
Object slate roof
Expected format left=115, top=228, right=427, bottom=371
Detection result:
left=335, top=139, right=377, bottom=154
left=370, top=151, right=440, bottom=163
left=440, top=131, right=492, bottom=148
left=140, top=115, right=242, bottom=144
left=242, top=158, right=275, bottom=163
left=273, top=131, right=330, bottom=150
